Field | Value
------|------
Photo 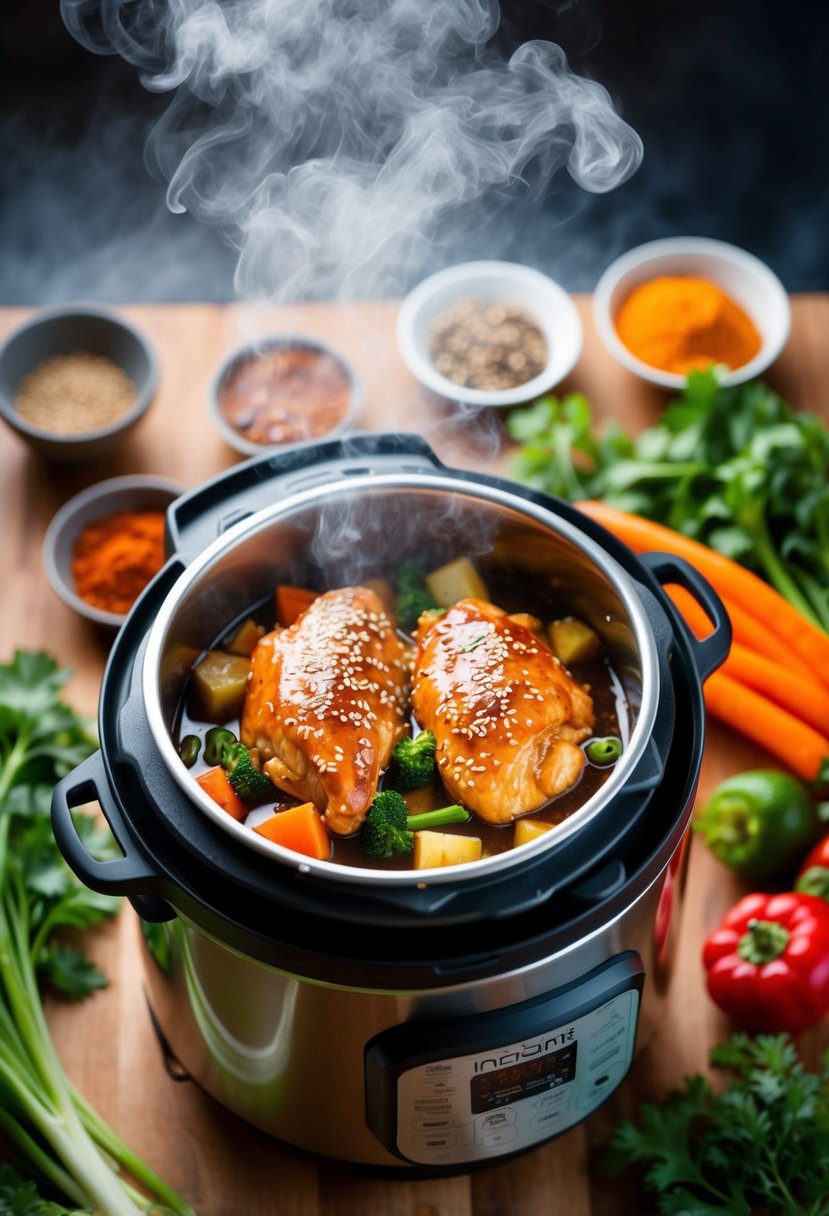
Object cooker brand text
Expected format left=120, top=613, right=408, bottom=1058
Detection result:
left=473, top=1028, right=576, bottom=1072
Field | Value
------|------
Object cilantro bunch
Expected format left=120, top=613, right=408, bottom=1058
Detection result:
left=0, top=651, right=193, bottom=1215
left=507, top=370, right=829, bottom=632
left=605, top=1033, right=829, bottom=1215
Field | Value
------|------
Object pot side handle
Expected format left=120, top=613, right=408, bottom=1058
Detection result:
left=51, top=751, right=175, bottom=923
left=639, top=552, right=732, bottom=683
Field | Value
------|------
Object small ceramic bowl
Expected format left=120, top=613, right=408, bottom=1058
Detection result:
left=396, top=260, right=583, bottom=407
left=43, top=475, right=184, bottom=628
left=208, top=334, right=363, bottom=459
left=593, top=237, right=791, bottom=389
left=0, top=305, right=159, bottom=462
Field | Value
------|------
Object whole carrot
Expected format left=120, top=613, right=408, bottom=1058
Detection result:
left=666, top=585, right=815, bottom=683
left=704, top=671, right=829, bottom=783
left=726, top=644, right=829, bottom=739
left=578, top=500, right=829, bottom=690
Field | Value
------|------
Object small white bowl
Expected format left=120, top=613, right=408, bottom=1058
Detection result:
left=593, top=237, right=791, bottom=389
left=396, top=260, right=583, bottom=407
left=208, top=334, right=363, bottom=459
left=43, top=475, right=184, bottom=628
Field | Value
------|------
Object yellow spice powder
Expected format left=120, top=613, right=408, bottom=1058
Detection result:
left=615, top=275, right=762, bottom=375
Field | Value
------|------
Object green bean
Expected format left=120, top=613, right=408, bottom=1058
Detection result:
left=585, top=736, right=623, bottom=766
left=178, top=734, right=202, bottom=768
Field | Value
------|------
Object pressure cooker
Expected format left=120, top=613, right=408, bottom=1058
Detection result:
left=52, top=434, right=730, bottom=1170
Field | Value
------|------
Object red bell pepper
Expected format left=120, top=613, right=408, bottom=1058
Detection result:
left=702, top=891, right=829, bottom=1033
left=795, top=834, right=829, bottom=902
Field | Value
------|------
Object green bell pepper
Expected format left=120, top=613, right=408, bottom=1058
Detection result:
left=694, top=769, right=819, bottom=883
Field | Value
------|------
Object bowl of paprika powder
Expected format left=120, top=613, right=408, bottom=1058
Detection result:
left=593, top=237, right=791, bottom=389
left=42, top=475, right=185, bottom=628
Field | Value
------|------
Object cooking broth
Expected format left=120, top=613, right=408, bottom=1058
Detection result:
left=175, top=565, right=627, bottom=870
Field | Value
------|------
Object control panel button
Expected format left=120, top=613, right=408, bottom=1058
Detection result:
left=413, top=1117, right=455, bottom=1131
left=477, top=1109, right=517, bottom=1133
left=530, top=1106, right=568, bottom=1132
left=414, top=1132, right=458, bottom=1150
left=481, top=1126, right=519, bottom=1149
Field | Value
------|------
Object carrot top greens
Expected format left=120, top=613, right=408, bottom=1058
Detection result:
left=507, top=368, right=829, bottom=632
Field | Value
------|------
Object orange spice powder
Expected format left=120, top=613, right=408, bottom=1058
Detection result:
left=615, top=275, right=762, bottom=375
left=71, top=510, right=166, bottom=615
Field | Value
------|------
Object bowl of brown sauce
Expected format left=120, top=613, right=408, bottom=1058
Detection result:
left=209, top=335, right=363, bottom=458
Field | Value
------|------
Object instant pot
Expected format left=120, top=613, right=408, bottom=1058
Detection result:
left=52, top=434, right=730, bottom=1170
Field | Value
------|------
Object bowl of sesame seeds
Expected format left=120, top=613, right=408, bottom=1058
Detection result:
left=396, top=261, right=583, bottom=408
left=0, top=304, right=158, bottom=462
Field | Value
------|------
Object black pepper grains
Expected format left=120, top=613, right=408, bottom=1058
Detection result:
left=428, top=296, right=548, bottom=391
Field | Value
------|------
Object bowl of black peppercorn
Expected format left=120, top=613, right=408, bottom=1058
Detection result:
left=396, top=260, right=583, bottom=408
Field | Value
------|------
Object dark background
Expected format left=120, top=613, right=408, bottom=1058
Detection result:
left=1, top=0, right=826, bottom=304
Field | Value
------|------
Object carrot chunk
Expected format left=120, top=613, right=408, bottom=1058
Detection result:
left=275, top=585, right=320, bottom=627
left=253, top=802, right=331, bottom=860
left=196, top=765, right=247, bottom=822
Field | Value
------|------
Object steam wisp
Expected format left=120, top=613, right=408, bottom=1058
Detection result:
left=60, top=0, right=643, bottom=304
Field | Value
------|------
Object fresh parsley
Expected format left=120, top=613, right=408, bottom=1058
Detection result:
left=507, top=370, right=829, bottom=632
left=605, top=1033, right=829, bottom=1214
left=0, top=651, right=193, bottom=1215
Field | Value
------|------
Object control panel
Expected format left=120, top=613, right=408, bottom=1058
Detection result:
left=365, top=953, right=643, bottom=1166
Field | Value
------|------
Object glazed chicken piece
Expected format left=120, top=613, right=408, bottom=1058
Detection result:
left=240, top=586, right=411, bottom=835
left=412, top=598, right=595, bottom=824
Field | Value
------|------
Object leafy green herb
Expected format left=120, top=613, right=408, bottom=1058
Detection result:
left=605, top=1032, right=829, bottom=1214
left=0, top=650, right=193, bottom=1215
left=0, top=1164, right=75, bottom=1215
left=507, top=370, right=829, bottom=631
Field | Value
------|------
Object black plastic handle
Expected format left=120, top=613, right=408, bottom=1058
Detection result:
left=51, top=751, right=175, bottom=922
left=640, top=552, right=732, bottom=682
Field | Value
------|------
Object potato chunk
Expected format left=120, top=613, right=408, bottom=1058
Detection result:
left=223, top=617, right=266, bottom=657
left=513, top=818, right=555, bottom=847
left=190, top=651, right=251, bottom=723
left=413, top=830, right=482, bottom=869
left=547, top=616, right=601, bottom=665
left=425, top=556, right=489, bottom=607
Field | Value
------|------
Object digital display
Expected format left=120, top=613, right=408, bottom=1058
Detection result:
left=469, top=1043, right=577, bottom=1114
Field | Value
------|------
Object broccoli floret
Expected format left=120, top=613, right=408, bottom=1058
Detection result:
left=389, top=729, right=437, bottom=791
left=202, top=726, right=272, bottom=803
left=203, top=726, right=237, bottom=767
left=396, top=590, right=440, bottom=630
left=395, top=562, right=439, bottom=630
left=361, top=789, right=468, bottom=860
left=227, top=748, right=273, bottom=802
left=397, top=562, right=430, bottom=595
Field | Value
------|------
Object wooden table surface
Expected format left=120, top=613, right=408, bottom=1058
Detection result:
left=2, top=296, right=828, bottom=1215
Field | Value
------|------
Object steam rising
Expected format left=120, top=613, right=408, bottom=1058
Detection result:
left=60, top=0, right=642, bottom=304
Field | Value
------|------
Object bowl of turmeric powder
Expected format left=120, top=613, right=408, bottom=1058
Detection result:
left=43, top=475, right=185, bottom=628
left=593, top=237, right=791, bottom=389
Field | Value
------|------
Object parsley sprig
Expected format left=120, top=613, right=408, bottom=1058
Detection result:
left=605, top=1033, right=829, bottom=1214
left=0, top=651, right=193, bottom=1215
left=507, top=369, right=829, bottom=632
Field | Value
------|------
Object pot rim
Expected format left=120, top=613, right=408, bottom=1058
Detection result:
left=142, top=471, right=660, bottom=889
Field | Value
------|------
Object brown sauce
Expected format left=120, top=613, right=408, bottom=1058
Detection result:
left=218, top=345, right=352, bottom=446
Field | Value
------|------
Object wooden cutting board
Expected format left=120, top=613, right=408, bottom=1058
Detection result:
left=1, top=296, right=828, bottom=1215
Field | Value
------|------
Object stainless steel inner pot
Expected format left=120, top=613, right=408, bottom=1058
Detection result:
left=142, top=472, right=661, bottom=890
